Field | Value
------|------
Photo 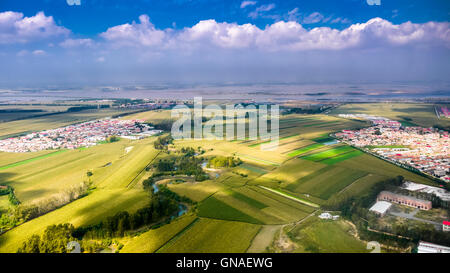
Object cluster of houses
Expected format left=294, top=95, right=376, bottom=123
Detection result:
left=336, top=115, right=450, bottom=182
left=0, top=118, right=161, bottom=153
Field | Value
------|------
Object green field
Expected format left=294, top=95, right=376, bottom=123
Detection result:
left=287, top=217, right=369, bottom=253
left=0, top=150, right=67, bottom=171
left=287, top=143, right=324, bottom=157
left=300, top=146, right=356, bottom=162
left=158, top=218, right=261, bottom=253
left=120, top=215, right=198, bottom=253
left=286, top=165, right=368, bottom=200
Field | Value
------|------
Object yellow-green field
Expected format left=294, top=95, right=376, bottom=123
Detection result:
left=157, top=218, right=261, bottom=253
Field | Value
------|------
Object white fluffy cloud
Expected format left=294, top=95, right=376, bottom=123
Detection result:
left=98, top=16, right=450, bottom=51
left=0, top=11, right=69, bottom=44
left=100, top=15, right=166, bottom=47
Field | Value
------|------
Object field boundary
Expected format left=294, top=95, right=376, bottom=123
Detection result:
left=258, top=186, right=319, bottom=208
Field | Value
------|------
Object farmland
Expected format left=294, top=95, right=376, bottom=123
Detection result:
left=157, top=218, right=261, bottom=253
left=0, top=103, right=442, bottom=253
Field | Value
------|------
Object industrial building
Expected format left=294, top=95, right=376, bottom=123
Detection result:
left=377, top=191, right=432, bottom=210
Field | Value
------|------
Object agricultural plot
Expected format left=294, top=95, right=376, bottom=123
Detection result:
left=286, top=165, right=368, bottom=200
left=198, top=187, right=313, bottom=224
left=288, top=217, right=368, bottom=253
left=320, top=150, right=363, bottom=165
left=120, top=215, right=198, bottom=253
left=247, top=225, right=281, bottom=253
left=287, top=143, right=324, bottom=157
left=0, top=138, right=157, bottom=204
left=167, top=181, right=226, bottom=202
left=236, top=163, right=269, bottom=175
left=158, top=218, right=260, bottom=253
left=0, top=150, right=56, bottom=168
left=300, top=145, right=360, bottom=164
left=0, top=150, right=67, bottom=171
left=257, top=158, right=325, bottom=187
left=334, top=153, right=435, bottom=185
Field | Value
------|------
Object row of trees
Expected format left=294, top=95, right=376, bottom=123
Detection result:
left=74, top=185, right=192, bottom=239
left=17, top=223, right=77, bottom=253
left=0, top=186, right=19, bottom=206
left=1, top=182, right=91, bottom=232
left=154, top=135, right=174, bottom=150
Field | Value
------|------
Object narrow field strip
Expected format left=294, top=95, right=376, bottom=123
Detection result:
left=258, top=186, right=319, bottom=208
left=236, top=154, right=280, bottom=166
left=320, top=150, right=363, bottom=165
left=0, top=150, right=67, bottom=171
left=155, top=217, right=200, bottom=253
left=300, top=146, right=354, bottom=162
left=248, top=134, right=300, bottom=148
left=287, top=143, right=324, bottom=157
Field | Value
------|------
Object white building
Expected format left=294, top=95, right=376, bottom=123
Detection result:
left=417, top=241, right=450, bottom=253
left=369, top=201, right=392, bottom=216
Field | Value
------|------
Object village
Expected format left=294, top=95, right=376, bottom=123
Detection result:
left=0, top=118, right=162, bottom=153
left=336, top=114, right=450, bottom=182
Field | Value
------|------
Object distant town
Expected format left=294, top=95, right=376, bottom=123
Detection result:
left=336, top=114, right=450, bottom=182
left=0, top=118, right=162, bottom=153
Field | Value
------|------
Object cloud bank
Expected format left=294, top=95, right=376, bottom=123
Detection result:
left=0, top=11, right=69, bottom=44
left=0, top=11, right=449, bottom=85
left=98, top=15, right=450, bottom=51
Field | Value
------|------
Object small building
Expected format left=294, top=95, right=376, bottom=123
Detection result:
left=443, top=221, right=450, bottom=232
left=318, top=212, right=339, bottom=220
left=377, top=191, right=432, bottom=210
left=417, top=241, right=450, bottom=253
left=369, top=201, right=392, bottom=216
left=318, top=212, right=332, bottom=220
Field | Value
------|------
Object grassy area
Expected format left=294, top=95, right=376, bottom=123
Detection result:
left=287, top=165, right=368, bottom=200
left=0, top=150, right=67, bottom=171
left=158, top=218, right=261, bottom=253
left=120, top=215, right=198, bottom=253
left=320, top=150, right=363, bottom=165
left=288, top=217, right=368, bottom=253
left=300, top=146, right=356, bottom=162
left=167, top=181, right=225, bottom=202
left=198, top=194, right=264, bottom=224
left=287, top=143, right=324, bottom=157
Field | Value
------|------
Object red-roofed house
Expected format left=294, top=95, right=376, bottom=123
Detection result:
left=443, top=221, right=450, bottom=232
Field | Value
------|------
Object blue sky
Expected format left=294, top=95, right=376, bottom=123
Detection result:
left=1, top=0, right=449, bottom=35
left=0, top=0, right=449, bottom=86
